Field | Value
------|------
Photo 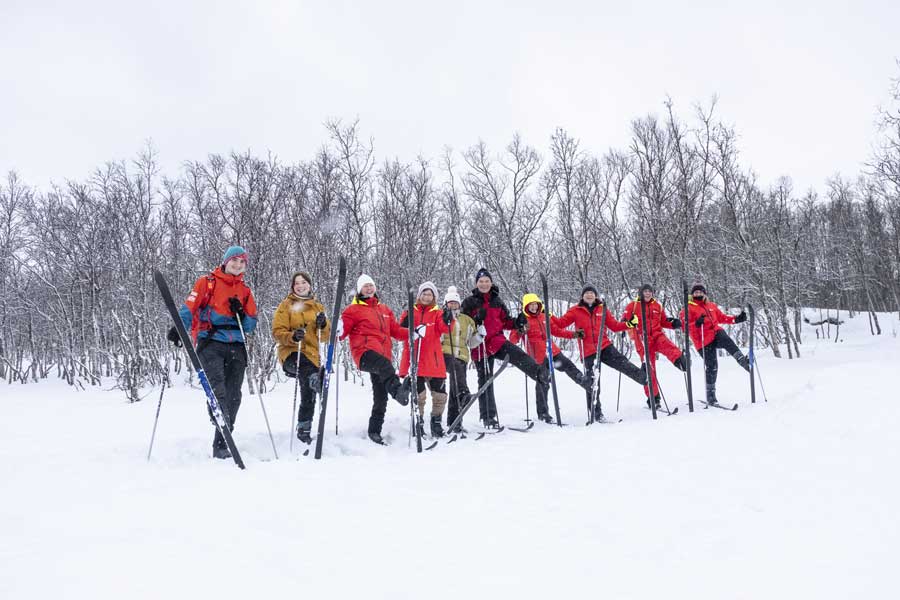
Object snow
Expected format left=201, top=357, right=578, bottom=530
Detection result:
left=2, top=313, right=899, bottom=599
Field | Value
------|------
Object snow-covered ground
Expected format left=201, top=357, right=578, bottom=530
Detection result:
left=2, top=312, right=899, bottom=599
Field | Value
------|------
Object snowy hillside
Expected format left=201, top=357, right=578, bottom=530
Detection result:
left=2, top=311, right=898, bottom=599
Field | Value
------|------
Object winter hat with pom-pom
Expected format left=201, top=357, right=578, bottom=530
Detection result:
left=443, top=286, right=462, bottom=305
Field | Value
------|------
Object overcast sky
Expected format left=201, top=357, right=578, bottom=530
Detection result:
left=2, top=0, right=898, bottom=193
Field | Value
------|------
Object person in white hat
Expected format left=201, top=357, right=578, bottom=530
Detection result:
left=398, top=281, right=454, bottom=438
left=440, top=286, right=485, bottom=433
left=337, top=274, right=411, bottom=445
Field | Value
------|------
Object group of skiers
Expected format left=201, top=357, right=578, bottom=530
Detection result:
left=169, top=246, right=752, bottom=458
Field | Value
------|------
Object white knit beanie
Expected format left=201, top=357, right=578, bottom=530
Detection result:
left=357, top=274, right=376, bottom=294
left=443, top=285, right=461, bottom=305
left=417, top=281, right=438, bottom=302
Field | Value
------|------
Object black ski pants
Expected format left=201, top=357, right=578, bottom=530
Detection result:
left=700, top=330, right=750, bottom=400
left=358, top=350, right=401, bottom=434
left=283, top=351, right=320, bottom=425
left=475, top=341, right=542, bottom=422
left=444, top=354, right=470, bottom=428
left=583, top=345, right=647, bottom=410
left=198, top=340, right=246, bottom=450
left=534, top=352, right=582, bottom=417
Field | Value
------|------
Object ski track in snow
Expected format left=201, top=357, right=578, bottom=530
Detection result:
left=1, top=315, right=899, bottom=599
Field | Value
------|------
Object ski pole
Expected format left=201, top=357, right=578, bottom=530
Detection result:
left=656, top=368, right=674, bottom=416
left=754, top=356, right=770, bottom=402
left=335, top=342, right=340, bottom=436
left=447, top=319, right=462, bottom=431
left=616, top=333, right=624, bottom=414
left=147, top=351, right=171, bottom=461
left=523, top=333, right=531, bottom=423
left=236, top=317, right=277, bottom=459
left=579, top=337, right=591, bottom=423
left=290, top=340, right=302, bottom=453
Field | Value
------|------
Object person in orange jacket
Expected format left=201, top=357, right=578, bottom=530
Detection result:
left=679, top=283, right=750, bottom=406
left=622, top=284, right=686, bottom=409
left=398, top=281, right=454, bottom=438
left=556, top=285, right=647, bottom=420
left=337, top=274, right=412, bottom=445
left=509, top=292, right=591, bottom=423
left=169, top=245, right=258, bottom=459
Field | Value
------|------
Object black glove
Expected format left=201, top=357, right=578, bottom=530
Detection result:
left=315, top=312, right=327, bottom=329
left=166, top=326, right=182, bottom=348
left=695, top=314, right=706, bottom=327
left=734, top=310, right=747, bottom=324
left=441, top=307, right=453, bottom=326
left=574, top=329, right=586, bottom=339
left=474, top=307, right=486, bottom=326
left=668, top=317, right=682, bottom=330
left=228, top=297, right=245, bottom=318
left=292, top=328, right=306, bottom=342
left=515, top=312, right=528, bottom=330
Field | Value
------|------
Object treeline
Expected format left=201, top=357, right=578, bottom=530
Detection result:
left=2, top=78, right=899, bottom=400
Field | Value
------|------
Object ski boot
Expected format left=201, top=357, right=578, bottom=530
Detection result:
left=537, top=412, right=553, bottom=424
left=296, top=420, right=313, bottom=444
left=430, top=415, right=444, bottom=438
left=415, top=415, right=426, bottom=438
left=646, top=395, right=661, bottom=410
left=591, top=402, right=605, bottom=422
left=483, top=416, right=502, bottom=430
left=575, top=373, right=593, bottom=391
left=212, top=443, right=231, bottom=460
left=391, top=377, right=412, bottom=406
left=706, top=384, right=719, bottom=407
left=368, top=431, right=387, bottom=445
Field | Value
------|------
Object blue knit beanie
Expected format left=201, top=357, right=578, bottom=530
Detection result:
left=222, top=245, right=248, bottom=266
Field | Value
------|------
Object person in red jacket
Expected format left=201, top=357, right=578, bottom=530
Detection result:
left=622, top=284, right=686, bottom=409
left=168, top=245, right=258, bottom=459
left=679, top=283, right=750, bottom=406
left=338, top=274, right=412, bottom=445
left=509, top=292, right=591, bottom=423
left=460, top=268, right=548, bottom=428
left=399, top=281, right=454, bottom=438
left=556, top=285, right=647, bottom=421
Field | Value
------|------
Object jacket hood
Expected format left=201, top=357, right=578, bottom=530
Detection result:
left=522, top=292, right=544, bottom=315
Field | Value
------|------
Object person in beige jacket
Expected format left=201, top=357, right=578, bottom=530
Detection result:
left=440, top=286, right=485, bottom=433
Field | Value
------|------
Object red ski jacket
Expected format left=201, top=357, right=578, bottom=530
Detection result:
left=679, top=299, right=736, bottom=350
left=508, top=293, right=573, bottom=364
left=339, top=295, right=407, bottom=367
left=622, top=297, right=677, bottom=355
left=555, top=301, right=626, bottom=358
left=399, top=303, right=452, bottom=378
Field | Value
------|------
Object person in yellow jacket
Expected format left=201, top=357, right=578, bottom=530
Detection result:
left=440, top=286, right=485, bottom=433
left=272, top=271, right=330, bottom=444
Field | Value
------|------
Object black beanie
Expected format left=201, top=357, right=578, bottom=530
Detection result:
left=691, top=284, right=706, bottom=295
left=581, top=285, right=598, bottom=297
left=639, top=283, right=654, bottom=295
left=475, top=268, right=492, bottom=282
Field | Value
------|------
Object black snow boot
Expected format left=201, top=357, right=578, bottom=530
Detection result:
left=646, top=395, right=661, bottom=410
left=483, top=416, right=501, bottom=430
left=592, top=402, right=604, bottom=422
left=394, top=376, right=412, bottom=406
left=733, top=351, right=751, bottom=372
left=430, top=415, right=444, bottom=438
left=416, top=415, right=426, bottom=438
left=705, top=384, right=719, bottom=406
left=575, top=372, right=593, bottom=391
left=368, top=431, right=387, bottom=445
left=212, top=442, right=231, bottom=460
left=296, top=420, right=313, bottom=444
left=537, top=412, right=553, bottom=424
